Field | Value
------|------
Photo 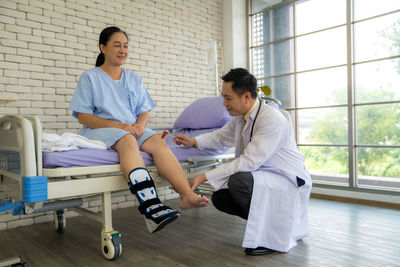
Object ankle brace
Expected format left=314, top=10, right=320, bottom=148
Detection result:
left=128, top=168, right=177, bottom=223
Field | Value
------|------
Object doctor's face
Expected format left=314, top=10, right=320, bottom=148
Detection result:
left=221, top=82, right=250, bottom=116
left=100, top=32, right=129, bottom=66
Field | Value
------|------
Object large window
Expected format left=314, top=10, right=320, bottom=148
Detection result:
left=249, top=0, right=400, bottom=192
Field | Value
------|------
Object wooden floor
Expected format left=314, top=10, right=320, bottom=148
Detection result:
left=0, top=198, right=399, bottom=267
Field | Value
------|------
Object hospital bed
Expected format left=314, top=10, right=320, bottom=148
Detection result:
left=0, top=96, right=234, bottom=261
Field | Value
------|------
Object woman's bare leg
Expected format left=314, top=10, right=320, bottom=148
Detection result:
left=112, top=134, right=144, bottom=182
left=113, top=134, right=180, bottom=233
left=141, top=135, right=210, bottom=210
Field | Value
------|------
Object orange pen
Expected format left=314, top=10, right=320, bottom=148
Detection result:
left=161, top=130, right=169, bottom=139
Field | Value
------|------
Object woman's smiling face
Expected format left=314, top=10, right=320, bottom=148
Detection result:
left=100, top=32, right=129, bottom=67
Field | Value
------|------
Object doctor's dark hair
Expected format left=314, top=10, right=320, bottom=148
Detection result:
left=95, top=26, right=128, bottom=67
left=221, top=68, right=258, bottom=98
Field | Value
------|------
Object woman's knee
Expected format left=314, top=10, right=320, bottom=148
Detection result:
left=113, top=134, right=138, bottom=151
left=141, top=134, right=167, bottom=153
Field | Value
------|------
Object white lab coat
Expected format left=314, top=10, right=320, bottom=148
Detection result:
left=196, top=102, right=312, bottom=252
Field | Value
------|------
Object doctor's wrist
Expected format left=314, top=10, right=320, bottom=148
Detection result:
left=192, top=138, right=198, bottom=148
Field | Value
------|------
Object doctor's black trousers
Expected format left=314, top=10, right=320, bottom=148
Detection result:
left=211, top=172, right=254, bottom=220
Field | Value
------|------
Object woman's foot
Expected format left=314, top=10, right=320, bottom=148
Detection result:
left=179, top=193, right=210, bottom=210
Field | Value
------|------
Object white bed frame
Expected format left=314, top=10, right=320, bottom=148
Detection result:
left=0, top=115, right=233, bottom=260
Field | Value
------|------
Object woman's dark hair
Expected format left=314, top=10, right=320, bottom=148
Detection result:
left=95, top=26, right=128, bottom=67
left=221, top=68, right=258, bottom=98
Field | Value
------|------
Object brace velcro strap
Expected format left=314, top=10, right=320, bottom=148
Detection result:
left=146, top=205, right=172, bottom=218
left=128, top=179, right=155, bottom=195
left=138, top=198, right=162, bottom=215
left=149, top=206, right=177, bottom=224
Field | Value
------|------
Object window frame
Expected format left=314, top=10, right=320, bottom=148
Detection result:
left=248, top=0, right=400, bottom=196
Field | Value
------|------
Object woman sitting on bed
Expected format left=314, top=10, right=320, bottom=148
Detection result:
left=69, top=26, right=210, bottom=233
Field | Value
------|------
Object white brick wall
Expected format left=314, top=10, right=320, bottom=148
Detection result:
left=0, top=0, right=223, bottom=230
left=0, top=0, right=223, bottom=131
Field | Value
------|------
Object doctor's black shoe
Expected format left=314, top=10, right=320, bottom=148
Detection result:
left=244, top=247, right=276, bottom=256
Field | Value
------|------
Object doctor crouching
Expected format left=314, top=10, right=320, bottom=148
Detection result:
left=174, top=68, right=312, bottom=256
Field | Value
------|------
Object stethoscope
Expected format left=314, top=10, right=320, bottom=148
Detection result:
left=249, top=99, right=262, bottom=142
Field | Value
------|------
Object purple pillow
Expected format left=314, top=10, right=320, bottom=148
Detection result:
left=173, top=96, right=232, bottom=130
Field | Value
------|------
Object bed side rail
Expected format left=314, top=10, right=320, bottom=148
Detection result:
left=186, top=153, right=235, bottom=173
left=187, top=153, right=235, bottom=165
left=0, top=115, right=37, bottom=178
left=24, top=116, right=43, bottom=176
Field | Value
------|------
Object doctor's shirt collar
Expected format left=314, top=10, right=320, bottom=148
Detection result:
left=244, top=98, right=260, bottom=122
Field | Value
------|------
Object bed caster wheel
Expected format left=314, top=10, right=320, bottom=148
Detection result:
left=54, top=210, right=66, bottom=233
left=101, top=231, right=122, bottom=260
left=1, top=256, right=25, bottom=267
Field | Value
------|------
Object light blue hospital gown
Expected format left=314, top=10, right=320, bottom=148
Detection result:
left=69, top=67, right=156, bottom=148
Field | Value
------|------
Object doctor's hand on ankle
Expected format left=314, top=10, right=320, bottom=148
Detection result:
left=189, top=174, right=207, bottom=190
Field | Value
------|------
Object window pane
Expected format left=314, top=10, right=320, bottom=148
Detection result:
left=295, top=0, right=346, bottom=35
left=252, top=12, right=268, bottom=46
left=356, top=103, right=400, bottom=146
left=261, top=75, right=295, bottom=109
left=353, top=12, right=400, bottom=62
left=297, top=67, right=347, bottom=107
left=252, top=40, right=294, bottom=78
left=296, top=26, right=346, bottom=71
left=252, top=4, right=293, bottom=46
left=354, top=0, right=400, bottom=21
left=252, top=0, right=285, bottom=14
left=253, top=46, right=268, bottom=78
left=272, top=4, right=293, bottom=41
left=272, top=40, right=294, bottom=75
left=299, top=146, right=349, bottom=184
left=357, top=148, right=400, bottom=190
left=298, top=107, right=348, bottom=144
left=354, top=58, right=400, bottom=104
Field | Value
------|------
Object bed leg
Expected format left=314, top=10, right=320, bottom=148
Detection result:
left=100, top=191, right=122, bottom=260
left=102, top=191, right=113, bottom=232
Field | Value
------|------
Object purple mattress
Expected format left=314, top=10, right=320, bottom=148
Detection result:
left=43, top=128, right=229, bottom=168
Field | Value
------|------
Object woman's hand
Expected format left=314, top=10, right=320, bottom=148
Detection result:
left=174, top=134, right=196, bottom=147
left=131, top=123, right=145, bottom=138
left=119, top=122, right=144, bottom=138
left=120, top=123, right=135, bottom=133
